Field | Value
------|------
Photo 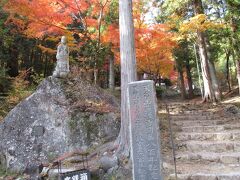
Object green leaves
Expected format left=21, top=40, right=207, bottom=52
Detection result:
left=104, top=0, right=118, bottom=25
left=161, top=0, right=191, bottom=15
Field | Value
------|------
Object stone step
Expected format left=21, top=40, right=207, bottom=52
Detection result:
left=164, top=162, right=240, bottom=180
left=173, top=119, right=239, bottom=127
left=170, top=112, right=216, bottom=116
left=176, top=131, right=240, bottom=141
left=174, top=110, right=217, bottom=115
left=163, top=104, right=240, bottom=180
left=170, top=111, right=220, bottom=116
left=179, top=125, right=240, bottom=133
left=177, top=141, right=240, bottom=153
left=170, top=115, right=221, bottom=121
left=168, top=173, right=240, bottom=180
left=176, top=152, right=240, bottom=164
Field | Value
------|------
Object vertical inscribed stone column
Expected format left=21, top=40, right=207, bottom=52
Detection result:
left=128, top=80, right=162, bottom=180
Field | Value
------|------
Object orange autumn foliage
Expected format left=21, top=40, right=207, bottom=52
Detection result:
left=136, top=24, right=176, bottom=78
left=4, top=0, right=111, bottom=38
left=103, top=23, right=176, bottom=78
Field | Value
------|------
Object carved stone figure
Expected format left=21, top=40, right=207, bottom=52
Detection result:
left=53, top=36, right=70, bottom=78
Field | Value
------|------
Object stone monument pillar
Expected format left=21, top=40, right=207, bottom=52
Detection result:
left=53, top=36, right=70, bottom=78
left=128, top=80, right=163, bottom=180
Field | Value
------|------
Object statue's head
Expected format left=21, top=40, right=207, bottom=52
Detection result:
left=61, top=36, right=67, bottom=44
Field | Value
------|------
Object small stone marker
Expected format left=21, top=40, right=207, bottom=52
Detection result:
left=128, top=80, right=162, bottom=180
left=60, top=169, right=91, bottom=180
left=32, top=126, right=45, bottom=137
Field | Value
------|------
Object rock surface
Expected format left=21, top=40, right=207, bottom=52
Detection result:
left=99, top=154, right=118, bottom=171
left=0, top=76, right=120, bottom=173
left=224, top=104, right=240, bottom=115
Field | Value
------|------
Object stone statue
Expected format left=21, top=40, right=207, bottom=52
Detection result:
left=53, top=36, right=70, bottom=78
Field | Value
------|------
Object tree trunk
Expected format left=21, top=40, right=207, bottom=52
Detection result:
left=117, top=0, right=137, bottom=157
left=109, top=55, right=115, bottom=90
left=30, top=48, right=34, bottom=66
left=232, top=44, right=240, bottom=94
left=209, top=61, right=221, bottom=100
left=93, top=64, right=98, bottom=85
left=230, top=14, right=240, bottom=94
left=193, top=0, right=215, bottom=102
left=7, top=46, right=19, bottom=77
left=23, top=47, right=31, bottom=70
left=178, top=69, right=187, bottom=99
left=198, top=33, right=215, bottom=102
left=33, top=48, right=42, bottom=74
left=225, top=50, right=231, bottom=92
left=185, top=56, right=194, bottom=99
left=236, top=60, right=240, bottom=94
left=194, top=44, right=204, bottom=98
left=204, top=36, right=221, bottom=100
left=44, top=53, right=49, bottom=78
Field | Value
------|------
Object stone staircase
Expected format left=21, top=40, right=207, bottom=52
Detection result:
left=162, top=103, right=240, bottom=180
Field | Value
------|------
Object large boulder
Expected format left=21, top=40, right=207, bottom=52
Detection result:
left=0, top=76, right=120, bottom=173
